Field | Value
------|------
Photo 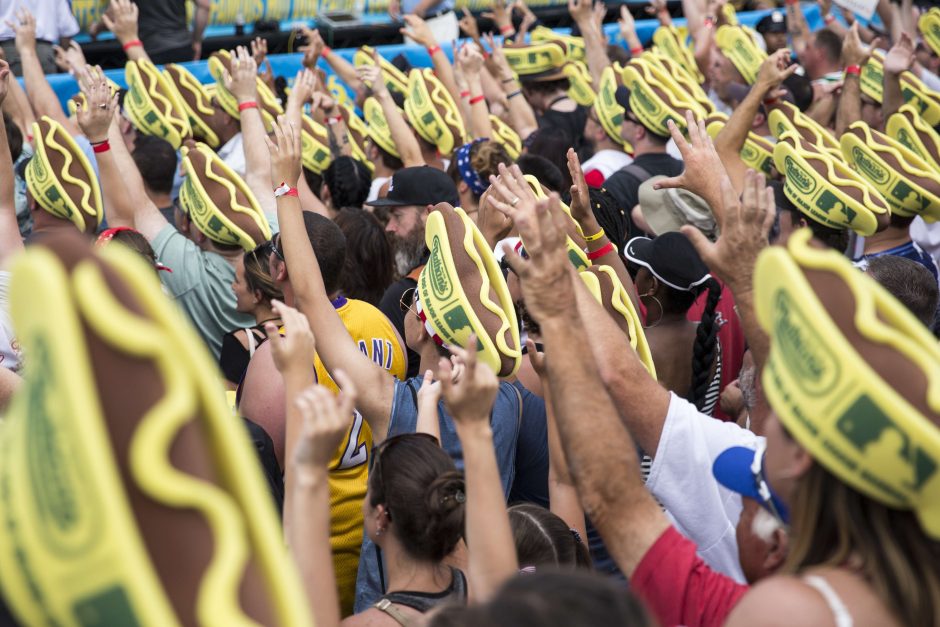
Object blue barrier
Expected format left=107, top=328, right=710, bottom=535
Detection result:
left=42, top=4, right=820, bottom=110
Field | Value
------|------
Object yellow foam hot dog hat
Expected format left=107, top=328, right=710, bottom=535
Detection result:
left=705, top=112, right=776, bottom=176
left=179, top=141, right=271, bottom=250
left=774, top=131, right=890, bottom=236
left=418, top=203, right=521, bottom=377
left=886, top=104, right=940, bottom=173
left=124, top=59, right=192, bottom=150
left=579, top=264, right=656, bottom=377
left=919, top=7, right=940, bottom=57
left=755, top=228, right=940, bottom=540
left=363, top=96, right=401, bottom=159
left=404, top=68, right=467, bottom=156
left=354, top=45, right=410, bottom=94
left=25, top=116, right=103, bottom=235
left=620, top=58, right=699, bottom=138
left=860, top=51, right=884, bottom=103
left=899, top=72, right=940, bottom=127
left=531, top=25, right=586, bottom=62
left=643, top=51, right=714, bottom=115
left=594, top=65, right=632, bottom=150
left=208, top=50, right=283, bottom=133
left=163, top=63, right=224, bottom=149
left=503, top=41, right=568, bottom=78
left=299, top=114, right=333, bottom=174
left=768, top=101, right=842, bottom=160
left=519, top=174, right=591, bottom=271
left=715, top=25, right=768, bottom=84
left=651, top=25, right=704, bottom=83
left=337, top=102, right=375, bottom=172
left=489, top=114, right=522, bottom=160
left=0, top=231, right=313, bottom=626
left=841, top=121, right=940, bottom=221
left=564, top=60, right=596, bottom=107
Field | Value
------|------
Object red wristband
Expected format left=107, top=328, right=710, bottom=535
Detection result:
left=500, top=24, right=514, bottom=34
left=785, top=0, right=798, bottom=5
left=703, top=16, right=715, bottom=27
left=427, top=45, right=441, bottom=56
left=823, top=13, right=835, bottom=24
left=469, top=94, right=485, bottom=105
left=327, top=114, right=344, bottom=125
left=322, top=45, right=332, bottom=56
left=586, top=242, right=614, bottom=261
left=274, top=182, right=299, bottom=198
left=762, top=97, right=779, bottom=106
left=122, top=39, right=143, bottom=51
left=460, top=90, right=470, bottom=98
left=238, top=101, right=259, bottom=112
left=482, top=50, right=489, bottom=60
left=844, top=64, right=861, bottom=76
left=92, top=140, right=111, bottom=154
left=630, top=45, right=643, bottom=55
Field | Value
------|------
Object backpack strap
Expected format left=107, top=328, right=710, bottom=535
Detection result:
left=619, top=163, right=653, bottom=184
left=374, top=599, right=413, bottom=626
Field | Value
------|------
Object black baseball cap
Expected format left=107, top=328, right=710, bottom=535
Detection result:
left=756, top=11, right=787, bottom=34
left=624, top=232, right=711, bottom=291
left=365, top=166, right=460, bottom=208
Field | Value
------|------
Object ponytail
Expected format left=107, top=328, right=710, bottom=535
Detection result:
left=689, top=278, right=722, bottom=413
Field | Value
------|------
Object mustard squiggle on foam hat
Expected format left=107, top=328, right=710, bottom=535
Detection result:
left=208, top=50, right=284, bottom=133
left=705, top=112, right=776, bottom=176
left=642, top=51, right=715, bottom=115
left=773, top=130, right=890, bottom=236
left=768, top=101, right=842, bottom=160
left=125, top=59, right=192, bottom=150
left=715, top=25, right=767, bottom=85
left=755, top=228, right=940, bottom=540
left=25, top=116, right=103, bottom=234
left=630, top=54, right=708, bottom=120
left=163, top=63, right=223, bottom=148
left=620, top=58, right=700, bottom=138
left=418, top=203, right=521, bottom=377
left=404, top=68, right=467, bottom=156
left=0, top=232, right=313, bottom=626
left=841, top=121, right=940, bottom=221
left=531, top=25, right=586, bottom=62
left=502, top=41, right=568, bottom=77
left=520, top=174, right=591, bottom=271
left=594, top=65, right=633, bottom=151
left=179, top=141, right=271, bottom=250
left=354, top=45, right=409, bottom=95
left=899, top=72, right=940, bottom=127
left=651, top=25, right=704, bottom=83
left=919, top=7, right=940, bottom=57
left=563, top=61, right=596, bottom=107
left=363, top=96, right=401, bottom=159
left=299, top=114, right=333, bottom=174
left=887, top=103, right=940, bottom=173
left=489, top=115, right=522, bottom=160
left=860, top=51, right=885, bottom=103
left=579, top=265, right=656, bottom=378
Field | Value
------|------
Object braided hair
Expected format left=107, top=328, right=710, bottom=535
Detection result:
left=587, top=186, right=628, bottom=255
left=323, top=156, right=372, bottom=209
left=689, top=278, right=722, bottom=413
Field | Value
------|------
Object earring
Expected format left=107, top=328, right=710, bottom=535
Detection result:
left=641, top=293, right=664, bottom=329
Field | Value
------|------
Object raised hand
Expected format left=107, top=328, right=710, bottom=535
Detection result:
left=487, top=162, right=540, bottom=225
left=883, top=32, right=915, bottom=76
left=681, top=169, right=775, bottom=295
left=401, top=14, right=437, bottom=48
left=7, top=8, right=37, bottom=52
left=619, top=5, right=637, bottom=41
left=76, top=66, right=118, bottom=143
left=755, top=48, right=798, bottom=97
left=482, top=0, right=513, bottom=35
left=568, top=0, right=594, bottom=24
left=291, top=371, right=358, bottom=471
left=0, top=60, right=9, bottom=106
left=102, top=0, right=140, bottom=46
left=356, top=63, right=388, bottom=98
left=439, top=338, right=500, bottom=424
left=223, top=46, right=259, bottom=104
left=841, top=22, right=878, bottom=67
left=483, top=33, right=514, bottom=82
left=515, top=0, right=538, bottom=34
left=287, top=69, right=317, bottom=111
left=251, top=36, right=268, bottom=66
left=457, top=42, right=485, bottom=77
left=459, top=8, right=482, bottom=42
left=264, top=116, right=304, bottom=196
left=565, top=148, right=595, bottom=228
left=653, top=110, right=727, bottom=214
left=53, top=40, right=88, bottom=74
left=264, top=299, right=316, bottom=377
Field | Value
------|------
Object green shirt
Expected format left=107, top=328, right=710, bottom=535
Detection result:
left=152, top=225, right=253, bottom=360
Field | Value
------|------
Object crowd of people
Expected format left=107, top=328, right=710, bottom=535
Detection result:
left=0, top=0, right=939, bottom=625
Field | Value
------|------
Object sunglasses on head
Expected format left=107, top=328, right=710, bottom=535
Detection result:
left=258, top=235, right=284, bottom=262
left=399, top=286, right=417, bottom=314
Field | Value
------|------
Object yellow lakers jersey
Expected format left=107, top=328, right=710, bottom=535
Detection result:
left=316, top=297, right=406, bottom=616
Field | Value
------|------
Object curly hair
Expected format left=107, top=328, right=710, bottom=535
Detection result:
left=447, top=139, right=513, bottom=199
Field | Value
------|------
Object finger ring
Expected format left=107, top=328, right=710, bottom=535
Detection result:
left=511, top=197, right=520, bottom=207
left=98, top=103, right=107, bottom=109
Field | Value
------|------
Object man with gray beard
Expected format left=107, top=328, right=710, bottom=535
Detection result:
left=369, top=166, right=460, bottom=377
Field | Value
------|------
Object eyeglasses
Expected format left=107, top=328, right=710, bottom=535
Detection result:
left=399, top=286, right=417, bottom=315
left=751, top=443, right=788, bottom=526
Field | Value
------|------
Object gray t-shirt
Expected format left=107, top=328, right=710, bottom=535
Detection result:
left=137, top=0, right=192, bottom=54
left=151, top=225, right=253, bottom=359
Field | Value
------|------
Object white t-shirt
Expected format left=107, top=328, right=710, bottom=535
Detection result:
left=581, top=149, right=633, bottom=182
left=646, top=393, right=762, bottom=583
left=367, top=175, right=390, bottom=203
left=0, top=271, right=22, bottom=372
left=0, top=0, right=79, bottom=41
left=216, top=132, right=246, bottom=178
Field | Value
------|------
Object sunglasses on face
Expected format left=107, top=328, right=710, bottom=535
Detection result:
left=399, top=286, right=417, bottom=315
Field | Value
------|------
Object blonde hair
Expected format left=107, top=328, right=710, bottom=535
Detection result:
left=785, top=463, right=940, bottom=626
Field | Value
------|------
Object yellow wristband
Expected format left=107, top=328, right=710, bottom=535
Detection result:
left=584, top=228, right=606, bottom=242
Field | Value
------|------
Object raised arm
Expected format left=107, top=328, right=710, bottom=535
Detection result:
left=441, top=341, right=518, bottom=602
left=485, top=34, right=538, bottom=140
left=266, top=117, right=397, bottom=441
left=0, top=60, right=35, bottom=141
left=357, top=62, right=425, bottom=166
left=569, top=0, right=610, bottom=87
left=302, top=28, right=364, bottom=95
left=457, top=45, right=493, bottom=140
left=786, top=0, right=811, bottom=60
left=311, top=92, right=353, bottom=159
left=618, top=6, right=643, bottom=55
left=0, top=60, right=23, bottom=266
left=102, top=0, right=151, bottom=63
left=882, top=33, right=915, bottom=123
left=7, top=9, right=78, bottom=135
left=191, top=0, right=210, bottom=61
left=835, top=24, right=871, bottom=136
left=223, top=46, right=276, bottom=218
left=402, top=15, right=468, bottom=129
left=504, top=193, right=669, bottom=576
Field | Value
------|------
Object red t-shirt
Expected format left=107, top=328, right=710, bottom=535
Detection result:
left=632, top=527, right=748, bottom=627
